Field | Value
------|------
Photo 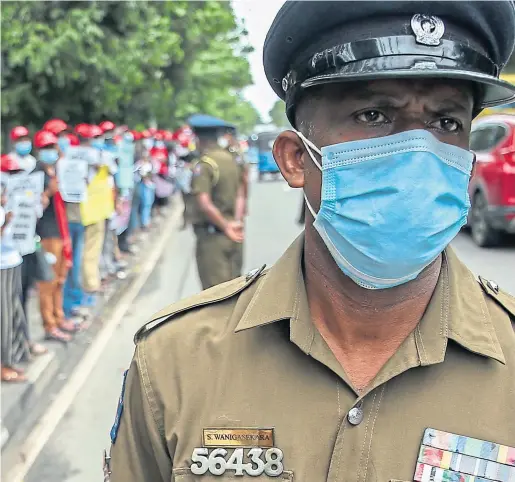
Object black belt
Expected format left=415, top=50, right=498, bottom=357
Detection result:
left=193, top=223, right=223, bottom=234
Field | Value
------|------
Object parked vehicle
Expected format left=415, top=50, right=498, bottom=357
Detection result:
left=467, top=114, right=515, bottom=246
left=256, top=131, right=281, bottom=181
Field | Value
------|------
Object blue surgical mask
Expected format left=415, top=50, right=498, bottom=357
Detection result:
left=92, top=139, right=105, bottom=150
left=155, top=141, right=165, bottom=149
left=143, top=138, right=154, bottom=150
left=297, top=129, right=473, bottom=290
left=58, top=137, right=70, bottom=153
left=39, top=149, right=59, bottom=165
left=15, top=141, right=32, bottom=157
left=124, top=133, right=134, bottom=143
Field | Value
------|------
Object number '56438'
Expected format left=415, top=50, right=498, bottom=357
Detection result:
left=190, top=447, right=284, bottom=477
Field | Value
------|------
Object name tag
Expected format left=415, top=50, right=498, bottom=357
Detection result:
left=203, top=428, right=274, bottom=448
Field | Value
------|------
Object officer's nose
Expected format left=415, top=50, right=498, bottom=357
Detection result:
left=390, top=114, right=427, bottom=135
left=390, top=105, right=435, bottom=135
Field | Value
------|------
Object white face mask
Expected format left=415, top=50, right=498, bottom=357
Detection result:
left=0, top=206, right=5, bottom=228
left=217, top=137, right=230, bottom=149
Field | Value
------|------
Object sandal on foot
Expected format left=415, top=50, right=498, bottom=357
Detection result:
left=30, top=343, right=48, bottom=356
left=45, top=328, right=72, bottom=343
left=58, top=320, right=79, bottom=333
left=1, top=366, right=27, bottom=382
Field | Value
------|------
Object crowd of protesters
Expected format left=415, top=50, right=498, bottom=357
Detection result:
left=0, top=120, right=197, bottom=382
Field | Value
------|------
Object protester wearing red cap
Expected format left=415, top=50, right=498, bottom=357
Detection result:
left=33, top=130, right=75, bottom=343
left=99, top=120, right=117, bottom=153
left=141, top=129, right=154, bottom=152
left=80, top=123, right=116, bottom=309
left=44, top=119, right=71, bottom=154
left=99, top=120, right=116, bottom=133
left=149, top=132, right=172, bottom=214
left=59, top=128, right=90, bottom=323
left=9, top=126, right=37, bottom=173
left=2, top=146, right=51, bottom=367
left=75, top=123, right=92, bottom=139
left=0, top=173, right=33, bottom=382
left=1, top=153, right=21, bottom=173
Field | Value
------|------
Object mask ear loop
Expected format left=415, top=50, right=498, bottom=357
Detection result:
left=294, top=130, right=323, bottom=171
left=294, top=130, right=322, bottom=219
left=303, top=191, right=317, bottom=219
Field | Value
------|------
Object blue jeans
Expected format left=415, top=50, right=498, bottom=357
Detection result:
left=139, top=182, right=155, bottom=228
left=63, top=222, right=85, bottom=317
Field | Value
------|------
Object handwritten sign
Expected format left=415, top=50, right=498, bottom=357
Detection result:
left=57, top=156, right=89, bottom=203
left=9, top=193, right=38, bottom=255
left=66, top=146, right=101, bottom=166
left=6, top=171, right=44, bottom=212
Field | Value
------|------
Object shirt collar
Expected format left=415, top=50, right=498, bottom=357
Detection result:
left=235, top=235, right=505, bottom=365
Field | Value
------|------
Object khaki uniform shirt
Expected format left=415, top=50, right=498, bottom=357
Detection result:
left=109, top=236, right=515, bottom=482
left=189, top=148, right=242, bottom=226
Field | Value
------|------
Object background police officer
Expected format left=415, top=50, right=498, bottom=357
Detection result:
left=189, top=119, right=246, bottom=290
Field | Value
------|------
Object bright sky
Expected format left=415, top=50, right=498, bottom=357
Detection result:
left=232, top=0, right=285, bottom=122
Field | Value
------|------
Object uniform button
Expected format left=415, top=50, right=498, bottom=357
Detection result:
left=347, top=406, right=364, bottom=425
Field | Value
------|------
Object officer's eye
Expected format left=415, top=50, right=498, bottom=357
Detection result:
left=355, top=110, right=390, bottom=125
left=430, top=117, right=462, bottom=133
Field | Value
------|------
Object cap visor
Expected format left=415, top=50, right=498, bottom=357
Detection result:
left=302, top=68, right=515, bottom=108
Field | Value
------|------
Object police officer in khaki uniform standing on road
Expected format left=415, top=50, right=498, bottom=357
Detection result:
left=187, top=115, right=246, bottom=290
left=108, top=2, right=515, bottom=481
left=221, top=127, right=250, bottom=217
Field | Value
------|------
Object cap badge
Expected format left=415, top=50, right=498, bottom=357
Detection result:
left=411, top=14, right=445, bottom=46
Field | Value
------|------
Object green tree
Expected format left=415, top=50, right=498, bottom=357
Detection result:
left=1, top=0, right=259, bottom=147
left=269, top=100, right=291, bottom=129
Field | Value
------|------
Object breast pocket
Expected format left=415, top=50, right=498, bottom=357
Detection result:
left=173, top=467, right=294, bottom=481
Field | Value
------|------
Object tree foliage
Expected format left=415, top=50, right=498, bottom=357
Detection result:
left=269, top=100, right=291, bottom=129
left=1, top=0, right=260, bottom=144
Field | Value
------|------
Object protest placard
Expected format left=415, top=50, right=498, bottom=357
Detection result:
left=9, top=193, right=39, bottom=255
left=67, top=146, right=100, bottom=166
left=57, top=156, right=89, bottom=203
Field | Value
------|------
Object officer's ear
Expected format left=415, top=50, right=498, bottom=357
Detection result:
left=273, top=131, right=305, bottom=188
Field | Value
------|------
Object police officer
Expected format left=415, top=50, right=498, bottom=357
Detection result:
left=108, top=2, right=515, bottom=481
left=187, top=116, right=246, bottom=290
left=221, top=126, right=250, bottom=218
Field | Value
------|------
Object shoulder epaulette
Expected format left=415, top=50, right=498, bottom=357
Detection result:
left=478, top=276, right=515, bottom=322
left=199, top=155, right=220, bottom=186
left=133, top=265, right=266, bottom=344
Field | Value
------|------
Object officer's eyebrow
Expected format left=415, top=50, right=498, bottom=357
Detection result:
left=346, top=83, right=471, bottom=104
left=424, top=98, right=471, bottom=116
left=343, top=88, right=471, bottom=113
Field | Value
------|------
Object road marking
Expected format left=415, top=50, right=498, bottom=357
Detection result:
left=7, top=199, right=183, bottom=482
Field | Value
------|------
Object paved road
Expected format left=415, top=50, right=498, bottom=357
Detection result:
left=24, top=176, right=513, bottom=482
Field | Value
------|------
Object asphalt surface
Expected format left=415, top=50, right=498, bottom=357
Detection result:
left=23, top=173, right=514, bottom=482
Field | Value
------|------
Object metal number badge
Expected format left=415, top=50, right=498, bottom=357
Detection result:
left=190, top=447, right=284, bottom=477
